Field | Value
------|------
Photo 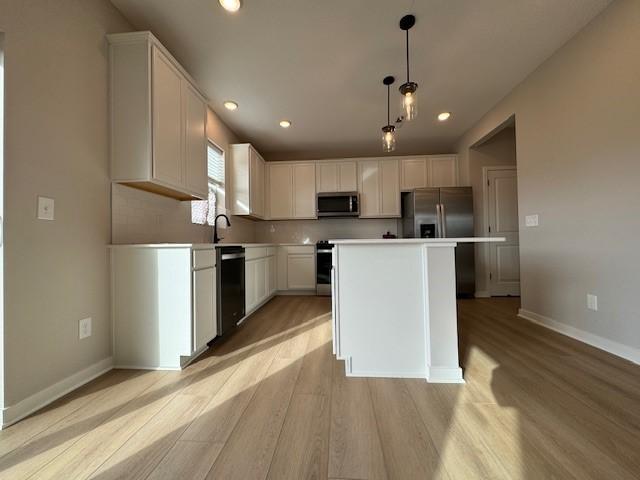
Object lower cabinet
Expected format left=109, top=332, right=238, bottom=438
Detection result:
left=277, top=245, right=316, bottom=291
left=245, top=247, right=277, bottom=316
left=111, top=245, right=217, bottom=370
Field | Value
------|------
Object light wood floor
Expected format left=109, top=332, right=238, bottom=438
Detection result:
left=1, top=296, right=639, bottom=479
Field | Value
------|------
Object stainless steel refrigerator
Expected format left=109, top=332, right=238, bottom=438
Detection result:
left=401, top=187, right=475, bottom=297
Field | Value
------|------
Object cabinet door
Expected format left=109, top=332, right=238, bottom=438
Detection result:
left=255, top=258, right=267, bottom=304
left=287, top=254, right=316, bottom=290
left=429, top=155, right=458, bottom=187
left=268, top=164, right=293, bottom=219
left=338, top=161, right=358, bottom=191
left=193, top=267, right=216, bottom=351
left=380, top=159, right=400, bottom=217
left=152, top=47, right=183, bottom=188
left=245, top=259, right=257, bottom=312
left=250, top=150, right=265, bottom=218
left=183, top=82, right=207, bottom=198
left=400, top=158, right=428, bottom=191
left=293, top=163, right=316, bottom=218
left=317, top=163, right=339, bottom=193
left=358, top=160, right=380, bottom=217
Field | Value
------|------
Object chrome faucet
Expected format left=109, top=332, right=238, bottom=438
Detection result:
left=213, top=214, right=231, bottom=244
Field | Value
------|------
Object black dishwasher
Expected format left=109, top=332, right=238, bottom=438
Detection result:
left=216, top=246, right=245, bottom=337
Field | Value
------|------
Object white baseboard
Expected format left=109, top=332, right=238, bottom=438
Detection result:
left=426, top=366, right=465, bottom=383
left=1, top=357, right=114, bottom=429
left=474, top=291, right=490, bottom=298
left=275, top=289, right=316, bottom=296
left=518, top=309, right=639, bottom=365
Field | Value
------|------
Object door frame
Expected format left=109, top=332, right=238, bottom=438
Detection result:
left=481, top=165, right=518, bottom=296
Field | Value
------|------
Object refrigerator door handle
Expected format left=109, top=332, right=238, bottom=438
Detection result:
left=436, top=204, right=442, bottom=238
left=441, top=203, right=447, bottom=237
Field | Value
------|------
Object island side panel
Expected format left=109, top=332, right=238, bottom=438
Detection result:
left=336, top=244, right=427, bottom=378
left=423, top=245, right=464, bottom=383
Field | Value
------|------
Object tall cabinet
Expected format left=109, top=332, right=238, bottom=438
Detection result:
left=229, top=143, right=266, bottom=219
left=108, top=32, right=208, bottom=200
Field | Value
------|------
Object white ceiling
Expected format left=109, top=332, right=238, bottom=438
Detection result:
left=110, top=0, right=612, bottom=160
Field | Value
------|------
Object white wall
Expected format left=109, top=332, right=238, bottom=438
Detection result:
left=0, top=0, right=132, bottom=407
left=111, top=107, right=256, bottom=245
left=456, top=0, right=640, bottom=359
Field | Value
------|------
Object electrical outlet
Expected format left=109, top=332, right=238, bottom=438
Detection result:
left=79, top=317, right=92, bottom=339
left=587, top=294, right=598, bottom=311
left=525, top=214, right=539, bottom=227
left=37, top=196, right=55, bottom=221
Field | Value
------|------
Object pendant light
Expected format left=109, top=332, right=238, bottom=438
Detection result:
left=382, top=76, right=396, bottom=152
left=399, top=14, right=418, bottom=121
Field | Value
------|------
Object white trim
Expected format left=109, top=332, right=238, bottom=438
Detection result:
left=114, top=365, right=181, bottom=371
left=347, top=370, right=427, bottom=379
left=481, top=165, right=518, bottom=296
left=474, top=290, right=490, bottom=298
left=426, top=366, right=465, bottom=383
left=1, top=357, right=113, bottom=429
left=274, top=289, right=316, bottom=296
left=518, top=309, right=639, bottom=365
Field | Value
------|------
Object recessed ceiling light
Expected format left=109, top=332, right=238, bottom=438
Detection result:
left=219, top=0, right=241, bottom=12
left=224, top=101, right=238, bottom=111
left=279, top=120, right=292, bottom=128
left=438, top=112, right=451, bottom=121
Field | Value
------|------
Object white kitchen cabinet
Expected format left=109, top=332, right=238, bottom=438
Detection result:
left=276, top=245, right=316, bottom=292
left=428, top=155, right=458, bottom=187
left=358, top=159, right=400, bottom=218
left=244, top=247, right=277, bottom=316
left=111, top=245, right=216, bottom=370
left=316, top=160, right=358, bottom=192
left=108, top=32, right=208, bottom=201
left=400, top=157, right=428, bottom=191
left=266, top=162, right=316, bottom=219
left=229, top=143, right=266, bottom=219
left=193, top=265, right=217, bottom=351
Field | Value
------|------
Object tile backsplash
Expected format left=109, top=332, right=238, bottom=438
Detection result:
left=254, top=218, right=399, bottom=244
left=111, top=183, right=256, bottom=244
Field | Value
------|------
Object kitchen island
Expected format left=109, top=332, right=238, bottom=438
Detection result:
left=331, top=238, right=504, bottom=383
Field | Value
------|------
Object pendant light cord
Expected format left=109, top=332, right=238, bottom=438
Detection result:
left=387, top=84, right=390, bottom=125
left=406, top=29, right=410, bottom=83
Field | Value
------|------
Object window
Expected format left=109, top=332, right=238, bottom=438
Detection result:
left=192, top=142, right=225, bottom=225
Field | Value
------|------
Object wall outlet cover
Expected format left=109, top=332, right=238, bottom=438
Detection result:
left=79, top=317, right=92, bottom=339
left=525, top=214, right=539, bottom=227
left=37, top=196, right=55, bottom=221
left=587, top=294, right=598, bottom=311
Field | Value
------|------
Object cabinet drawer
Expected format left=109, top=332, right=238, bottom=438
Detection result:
left=245, top=247, right=267, bottom=260
left=286, top=245, right=315, bottom=255
left=193, top=249, right=215, bottom=269
left=266, top=246, right=277, bottom=256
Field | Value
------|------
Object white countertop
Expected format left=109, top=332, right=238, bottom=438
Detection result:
left=108, top=242, right=313, bottom=249
left=330, top=237, right=504, bottom=245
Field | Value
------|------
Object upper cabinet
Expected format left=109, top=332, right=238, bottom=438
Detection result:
left=358, top=159, right=401, bottom=218
left=229, top=143, right=265, bottom=219
left=316, top=160, right=358, bottom=193
left=399, top=155, right=459, bottom=190
left=108, top=32, right=208, bottom=200
left=266, top=162, right=316, bottom=220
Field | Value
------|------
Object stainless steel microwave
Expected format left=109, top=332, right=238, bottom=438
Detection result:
left=316, top=192, right=360, bottom=217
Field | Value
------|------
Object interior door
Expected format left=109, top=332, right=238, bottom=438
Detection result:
left=488, top=168, right=520, bottom=296
left=152, top=47, right=183, bottom=187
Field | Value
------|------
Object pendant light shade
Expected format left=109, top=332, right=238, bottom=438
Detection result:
left=382, top=76, right=396, bottom=152
left=399, top=15, right=418, bottom=121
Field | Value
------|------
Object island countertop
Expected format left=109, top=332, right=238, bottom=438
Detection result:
left=329, top=237, right=505, bottom=245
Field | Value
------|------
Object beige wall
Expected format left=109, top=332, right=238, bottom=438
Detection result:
left=111, top=106, right=256, bottom=245
left=466, top=127, right=517, bottom=294
left=0, top=0, right=132, bottom=406
left=456, top=0, right=640, bottom=355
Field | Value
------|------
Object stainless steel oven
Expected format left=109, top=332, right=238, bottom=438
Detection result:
left=316, top=192, right=359, bottom=217
left=316, top=241, right=334, bottom=296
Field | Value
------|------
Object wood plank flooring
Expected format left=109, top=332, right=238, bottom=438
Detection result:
left=1, top=296, right=639, bottom=479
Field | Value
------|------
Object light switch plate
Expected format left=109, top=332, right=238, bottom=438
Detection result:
left=79, top=317, right=92, bottom=339
left=587, top=294, right=598, bottom=311
left=525, top=214, right=539, bottom=227
left=37, top=196, right=55, bottom=221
